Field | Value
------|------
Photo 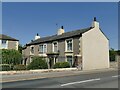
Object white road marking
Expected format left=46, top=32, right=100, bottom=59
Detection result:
left=61, top=78, right=101, bottom=86
left=112, top=75, right=120, bottom=78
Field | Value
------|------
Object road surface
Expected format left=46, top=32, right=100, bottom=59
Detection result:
left=1, top=70, right=119, bottom=89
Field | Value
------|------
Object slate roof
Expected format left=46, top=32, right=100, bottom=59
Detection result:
left=0, top=34, right=19, bottom=41
left=27, top=27, right=93, bottom=46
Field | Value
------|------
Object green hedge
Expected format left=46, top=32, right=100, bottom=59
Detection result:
left=13, top=64, right=26, bottom=70
left=54, top=62, right=70, bottom=69
left=0, top=64, right=11, bottom=71
left=0, top=64, right=27, bottom=71
left=27, top=56, right=48, bottom=70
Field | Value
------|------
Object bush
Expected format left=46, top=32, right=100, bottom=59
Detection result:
left=54, top=62, right=70, bottom=69
left=27, top=56, right=48, bottom=70
left=13, top=64, right=26, bottom=70
left=0, top=64, right=11, bottom=71
left=1, top=49, right=22, bottom=65
left=62, top=62, right=70, bottom=68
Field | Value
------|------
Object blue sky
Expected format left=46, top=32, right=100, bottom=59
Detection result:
left=2, top=2, right=118, bottom=50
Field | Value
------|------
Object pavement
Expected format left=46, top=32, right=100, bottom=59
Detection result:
left=0, top=68, right=77, bottom=75
left=1, top=68, right=119, bottom=88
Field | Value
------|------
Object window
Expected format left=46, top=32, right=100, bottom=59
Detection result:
left=67, top=56, right=73, bottom=67
left=2, top=40, right=7, bottom=44
left=30, top=57, right=33, bottom=63
left=43, top=44, right=47, bottom=53
left=39, top=44, right=47, bottom=53
left=53, top=42, right=58, bottom=52
left=39, top=45, right=43, bottom=53
left=1, top=40, right=7, bottom=49
left=30, top=46, right=34, bottom=54
left=66, top=39, right=73, bottom=51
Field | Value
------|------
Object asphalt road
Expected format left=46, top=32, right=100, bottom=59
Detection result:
left=1, top=70, right=119, bottom=89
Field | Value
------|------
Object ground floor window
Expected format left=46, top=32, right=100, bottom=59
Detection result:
left=66, top=56, right=73, bottom=67
left=30, top=57, right=33, bottom=63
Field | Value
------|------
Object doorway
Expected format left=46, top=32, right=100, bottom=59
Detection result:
left=49, top=57, right=54, bottom=68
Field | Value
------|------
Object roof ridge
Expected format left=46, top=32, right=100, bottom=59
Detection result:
left=33, top=27, right=91, bottom=41
left=0, top=34, right=19, bottom=41
left=27, top=27, right=92, bottom=45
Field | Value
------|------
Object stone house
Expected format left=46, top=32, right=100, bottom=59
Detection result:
left=22, top=17, right=109, bottom=70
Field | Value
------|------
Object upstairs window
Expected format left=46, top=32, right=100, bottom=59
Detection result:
left=1, top=40, right=7, bottom=49
left=30, top=46, right=34, bottom=54
left=53, top=42, right=58, bottom=52
left=39, top=44, right=47, bottom=53
left=66, top=39, right=73, bottom=51
left=39, top=45, right=43, bottom=53
left=43, top=44, right=47, bottom=53
left=2, top=40, right=7, bottom=44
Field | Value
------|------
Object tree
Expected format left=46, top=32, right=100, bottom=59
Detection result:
left=18, top=44, right=23, bottom=54
left=27, top=56, right=48, bottom=70
left=109, top=48, right=117, bottom=61
left=1, top=49, right=22, bottom=65
left=116, top=50, right=120, bottom=55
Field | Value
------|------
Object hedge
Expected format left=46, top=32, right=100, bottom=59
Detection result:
left=0, top=64, right=11, bottom=71
left=54, top=62, right=70, bottom=69
left=13, top=64, right=26, bottom=70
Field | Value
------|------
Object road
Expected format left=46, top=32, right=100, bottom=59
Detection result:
left=1, top=70, right=119, bottom=89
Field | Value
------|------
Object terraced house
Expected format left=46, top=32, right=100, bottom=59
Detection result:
left=22, top=18, right=110, bottom=70
left=0, top=34, right=19, bottom=50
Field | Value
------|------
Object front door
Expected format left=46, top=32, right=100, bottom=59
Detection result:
left=49, top=58, right=54, bottom=68
left=67, top=56, right=73, bottom=67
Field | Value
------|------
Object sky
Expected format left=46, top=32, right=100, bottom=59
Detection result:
left=2, top=2, right=118, bottom=50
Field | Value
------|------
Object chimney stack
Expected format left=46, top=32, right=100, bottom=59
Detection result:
left=57, top=26, right=65, bottom=35
left=35, top=33, right=40, bottom=40
left=92, top=17, right=99, bottom=29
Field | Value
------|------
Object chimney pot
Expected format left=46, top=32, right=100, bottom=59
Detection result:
left=61, top=26, right=64, bottom=29
left=94, top=17, right=97, bottom=21
left=35, top=33, right=40, bottom=40
left=37, top=33, right=39, bottom=36
left=92, top=17, right=99, bottom=28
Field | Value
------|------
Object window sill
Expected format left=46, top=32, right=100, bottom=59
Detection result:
left=30, top=53, right=34, bottom=55
left=39, top=54, right=47, bottom=57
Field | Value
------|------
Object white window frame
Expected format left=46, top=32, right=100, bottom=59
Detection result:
left=39, top=44, right=47, bottom=54
left=43, top=44, right=47, bottom=53
left=52, top=41, right=58, bottom=53
left=39, top=44, right=44, bottom=53
left=65, top=38, right=73, bottom=52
